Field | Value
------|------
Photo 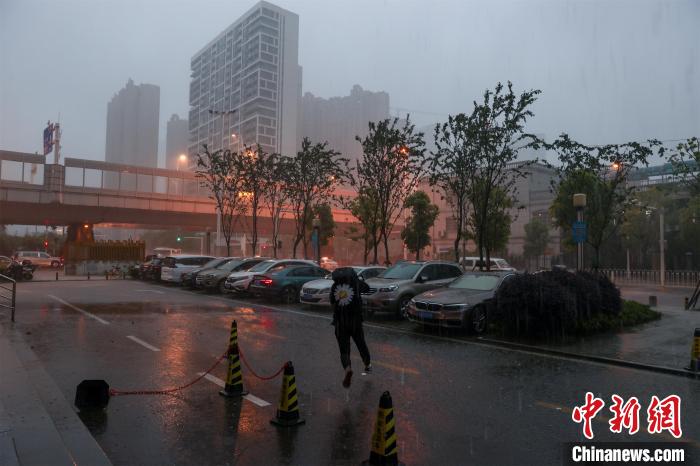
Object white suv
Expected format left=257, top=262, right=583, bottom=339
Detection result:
left=160, top=255, right=215, bottom=284
left=460, top=256, right=515, bottom=271
left=15, top=251, right=62, bottom=268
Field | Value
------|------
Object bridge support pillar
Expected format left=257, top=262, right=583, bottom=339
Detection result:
left=66, top=223, right=95, bottom=243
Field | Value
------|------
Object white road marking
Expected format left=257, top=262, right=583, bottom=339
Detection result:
left=126, top=335, right=160, bottom=352
left=48, top=295, right=110, bottom=325
left=197, top=372, right=271, bottom=407
left=134, top=289, right=165, bottom=294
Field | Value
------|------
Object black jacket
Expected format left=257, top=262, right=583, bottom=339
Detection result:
left=330, top=268, right=369, bottom=328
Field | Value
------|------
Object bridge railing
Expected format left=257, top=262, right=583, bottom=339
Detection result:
left=599, top=268, right=700, bottom=288
left=0, top=150, right=46, bottom=186
left=63, top=158, right=210, bottom=199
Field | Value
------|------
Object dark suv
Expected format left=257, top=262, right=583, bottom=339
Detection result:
left=362, top=261, right=463, bottom=317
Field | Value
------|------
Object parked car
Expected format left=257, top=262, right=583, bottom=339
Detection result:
left=199, top=257, right=267, bottom=292
left=140, top=257, right=164, bottom=280
left=363, top=260, right=463, bottom=317
left=153, top=247, right=182, bottom=257
left=250, top=265, right=329, bottom=304
left=407, top=271, right=516, bottom=332
left=14, top=251, right=62, bottom=268
left=160, top=255, right=215, bottom=284
left=319, top=257, right=339, bottom=271
left=460, top=256, right=516, bottom=271
left=181, top=257, right=233, bottom=288
left=223, top=259, right=313, bottom=294
left=300, top=265, right=386, bottom=307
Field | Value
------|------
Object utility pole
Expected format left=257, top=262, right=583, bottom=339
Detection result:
left=659, top=207, right=665, bottom=287
left=573, top=193, right=587, bottom=271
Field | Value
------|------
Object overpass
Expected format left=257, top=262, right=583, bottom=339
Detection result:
left=0, top=150, right=357, bottom=231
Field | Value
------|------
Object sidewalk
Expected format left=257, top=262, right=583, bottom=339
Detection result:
left=32, top=269, right=128, bottom=282
left=0, top=323, right=111, bottom=465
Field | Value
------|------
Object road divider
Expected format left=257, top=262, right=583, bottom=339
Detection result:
left=270, top=361, right=305, bottom=427
left=363, top=391, right=403, bottom=466
left=220, top=321, right=248, bottom=397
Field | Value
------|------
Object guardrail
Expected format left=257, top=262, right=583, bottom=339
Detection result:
left=600, top=269, right=700, bottom=288
left=0, top=273, right=16, bottom=322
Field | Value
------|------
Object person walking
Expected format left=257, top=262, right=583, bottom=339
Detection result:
left=330, top=267, right=371, bottom=388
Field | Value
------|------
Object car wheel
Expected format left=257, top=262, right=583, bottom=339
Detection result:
left=281, top=286, right=298, bottom=305
left=397, top=295, right=412, bottom=319
left=218, top=280, right=227, bottom=294
left=472, top=306, right=487, bottom=334
left=51, top=260, right=60, bottom=268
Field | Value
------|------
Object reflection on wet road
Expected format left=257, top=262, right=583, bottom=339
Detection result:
left=11, top=280, right=700, bottom=465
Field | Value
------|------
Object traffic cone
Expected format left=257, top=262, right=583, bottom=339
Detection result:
left=270, top=361, right=305, bottom=427
left=219, top=320, right=248, bottom=397
left=687, top=328, right=700, bottom=372
left=362, top=391, right=404, bottom=466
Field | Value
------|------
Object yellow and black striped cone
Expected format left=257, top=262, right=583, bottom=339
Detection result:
left=220, top=320, right=248, bottom=397
left=363, top=391, right=404, bottom=466
left=270, top=361, right=305, bottom=427
left=687, top=328, right=700, bottom=372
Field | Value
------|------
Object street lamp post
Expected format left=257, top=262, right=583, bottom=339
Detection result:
left=573, top=193, right=587, bottom=271
left=659, top=207, right=665, bottom=287
left=312, top=218, right=321, bottom=264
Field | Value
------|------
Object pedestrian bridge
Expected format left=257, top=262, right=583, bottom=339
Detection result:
left=0, top=150, right=355, bottom=230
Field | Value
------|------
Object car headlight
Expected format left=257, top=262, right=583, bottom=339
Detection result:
left=379, top=284, right=399, bottom=293
left=442, top=303, right=469, bottom=311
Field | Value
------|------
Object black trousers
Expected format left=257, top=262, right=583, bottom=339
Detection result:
left=335, top=320, right=371, bottom=369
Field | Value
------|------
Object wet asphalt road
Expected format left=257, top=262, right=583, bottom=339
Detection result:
left=10, top=279, right=700, bottom=466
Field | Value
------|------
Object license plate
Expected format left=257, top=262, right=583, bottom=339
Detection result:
left=417, top=311, right=433, bottom=319
left=302, top=293, right=312, bottom=299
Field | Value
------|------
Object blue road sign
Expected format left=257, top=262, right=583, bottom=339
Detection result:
left=311, top=229, right=319, bottom=250
left=572, top=221, right=587, bottom=243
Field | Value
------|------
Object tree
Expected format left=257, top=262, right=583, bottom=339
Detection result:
left=548, top=134, right=660, bottom=269
left=260, top=153, right=291, bottom=259
left=286, top=137, right=348, bottom=258
left=523, top=216, right=550, bottom=269
left=306, top=203, right=336, bottom=248
left=400, top=191, right=439, bottom=260
left=468, top=181, right=513, bottom=262
left=354, top=117, right=425, bottom=265
left=668, top=137, right=699, bottom=194
left=237, top=144, right=271, bottom=257
left=459, top=82, right=541, bottom=270
left=194, top=145, right=244, bottom=256
left=426, top=113, right=477, bottom=263
left=347, top=189, right=381, bottom=264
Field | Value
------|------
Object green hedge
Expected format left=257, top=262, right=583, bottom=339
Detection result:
left=491, top=270, right=658, bottom=339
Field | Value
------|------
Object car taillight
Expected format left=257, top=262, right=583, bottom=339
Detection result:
left=260, top=278, right=273, bottom=286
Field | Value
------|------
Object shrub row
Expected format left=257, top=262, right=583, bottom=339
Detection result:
left=492, top=269, right=622, bottom=339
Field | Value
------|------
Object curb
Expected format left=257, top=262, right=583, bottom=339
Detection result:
left=476, top=336, right=700, bottom=380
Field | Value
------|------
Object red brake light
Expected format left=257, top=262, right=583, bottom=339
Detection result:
left=260, top=278, right=273, bottom=286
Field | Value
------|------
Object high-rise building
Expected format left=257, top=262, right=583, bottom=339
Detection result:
left=105, top=78, right=160, bottom=167
left=165, top=114, right=189, bottom=170
left=188, top=1, right=301, bottom=157
left=301, top=85, right=390, bottom=162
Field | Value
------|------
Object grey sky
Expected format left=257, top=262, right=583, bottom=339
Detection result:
left=1, top=0, right=697, bottom=166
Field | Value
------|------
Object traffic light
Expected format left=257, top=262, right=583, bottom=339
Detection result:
left=176, top=236, right=182, bottom=242
left=43, top=240, right=49, bottom=249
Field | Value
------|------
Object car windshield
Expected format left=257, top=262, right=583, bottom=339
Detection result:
left=379, top=263, right=421, bottom=280
left=449, top=274, right=500, bottom=291
left=495, top=259, right=509, bottom=268
left=218, top=260, right=243, bottom=272
left=247, top=260, right=277, bottom=273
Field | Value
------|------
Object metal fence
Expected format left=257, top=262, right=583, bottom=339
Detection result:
left=0, top=274, right=17, bottom=322
left=599, top=269, right=700, bottom=288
